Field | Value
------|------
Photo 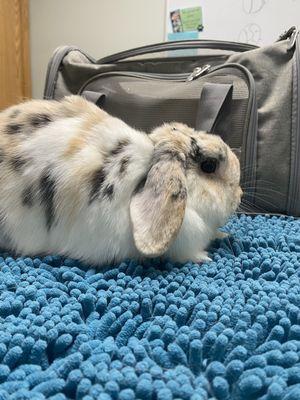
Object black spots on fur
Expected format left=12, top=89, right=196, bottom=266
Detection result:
left=119, top=156, right=130, bottom=174
left=30, top=114, right=52, bottom=128
left=5, top=113, right=51, bottom=135
left=218, top=152, right=226, bottom=162
left=153, top=148, right=186, bottom=170
left=89, top=141, right=130, bottom=203
left=110, top=139, right=130, bottom=156
left=88, top=139, right=130, bottom=200
left=40, top=169, right=56, bottom=230
left=190, top=137, right=202, bottom=163
left=89, top=167, right=106, bottom=203
left=22, top=186, right=35, bottom=207
left=89, top=163, right=117, bottom=203
left=102, top=184, right=114, bottom=200
left=173, top=188, right=187, bottom=201
left=190, top=137, right=198, bottom=151
left=5, top=123, right=23, bottom=135
left=190, top=137, right=226, bottom=164
left=9, top=155, right=28, bottom=172
left=111, top=140, right=131, bottom=175
left=0, top=149, right=5, bottom=163
left=134, top=176, right=147, bottom=194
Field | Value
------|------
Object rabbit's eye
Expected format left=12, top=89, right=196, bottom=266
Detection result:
left=200, top=158, right=218, bottom=174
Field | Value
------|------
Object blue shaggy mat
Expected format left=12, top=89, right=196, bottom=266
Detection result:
left=1, top=214, right=300, bottom=400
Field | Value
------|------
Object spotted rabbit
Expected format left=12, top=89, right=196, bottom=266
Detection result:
left=0, top=95, right=242, bottom=265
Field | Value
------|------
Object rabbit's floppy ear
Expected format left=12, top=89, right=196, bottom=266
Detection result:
left=130, top=149, right=187, bottom=257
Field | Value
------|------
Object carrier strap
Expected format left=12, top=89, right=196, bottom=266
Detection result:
left=82, top=91, right=106, bottom=108
left=196, top=82, right=233, bottom=133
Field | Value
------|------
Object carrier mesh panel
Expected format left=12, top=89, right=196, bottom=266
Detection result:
left=81, top=68, right=250, bottom=151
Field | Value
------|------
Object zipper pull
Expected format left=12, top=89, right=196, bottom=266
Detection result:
left=186, top=64, right=211, bottom=82
left=288, top=28, right=299, bottom=51
left=277, top=26, right=296, bottom=41
left=277, top=26, right=299, bottom=51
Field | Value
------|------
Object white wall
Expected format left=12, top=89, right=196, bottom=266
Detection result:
left=29, top=0, right=300, bottom=98
left=29, top=0, right=165, bottom=98
left=190, top=0, right=300, bottom=44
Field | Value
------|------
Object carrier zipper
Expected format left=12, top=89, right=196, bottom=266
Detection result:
left=79, top=64, right=249, bottom=88
left=79, top=71, right=189, bottom=89
left=79, top=64, right=257, bottom=200
left=186, top=64, right=211, bottom=81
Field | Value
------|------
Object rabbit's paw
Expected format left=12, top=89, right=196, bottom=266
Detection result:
left=192, top=251, right=212, bottom=264
left=215, top=230, right=230, bottom=240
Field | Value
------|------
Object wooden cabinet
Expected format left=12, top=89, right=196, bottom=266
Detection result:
left=0, top=0, right=31, bottom=110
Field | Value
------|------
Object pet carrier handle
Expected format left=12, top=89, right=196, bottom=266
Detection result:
left=97, top=40, right=258, bottom=64
left=82, top=91, right=106, bottom=107
left=82, top=83, right=233, bottom=135
left=196, top=83, right=233, bottom=133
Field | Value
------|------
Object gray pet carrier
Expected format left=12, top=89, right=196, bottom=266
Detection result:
left=44, top=27, right=300, bottom=216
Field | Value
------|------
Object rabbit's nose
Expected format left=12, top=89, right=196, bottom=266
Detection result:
left=239, top=188, right=243, bottom=199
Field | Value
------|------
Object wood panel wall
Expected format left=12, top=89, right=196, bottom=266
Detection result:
left=0, top=0, right=31, bottom=110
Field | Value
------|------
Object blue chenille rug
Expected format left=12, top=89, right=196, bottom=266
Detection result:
left=1, top=215, right=300, bottom=400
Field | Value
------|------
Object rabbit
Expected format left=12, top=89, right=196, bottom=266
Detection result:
left=0, top=95, right=242, bottom=266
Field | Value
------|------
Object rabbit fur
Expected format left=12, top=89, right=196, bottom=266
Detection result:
left=0, top=95, right=242, bottom=266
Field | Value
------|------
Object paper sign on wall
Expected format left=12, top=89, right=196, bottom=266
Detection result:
left=165, top=0, right=203, bottom=41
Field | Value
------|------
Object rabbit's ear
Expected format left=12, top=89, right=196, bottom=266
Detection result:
left=130, top=151, right=187, bottom=257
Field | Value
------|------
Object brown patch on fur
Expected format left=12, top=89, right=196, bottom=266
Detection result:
left=150, top=124, right=228, bottom=166
left=0, top=96, right=109, bottom=161
left=63, top=104, right=108, bottom=159
left=61, top=95, right=108, bottom=120
left=64, top=136, right=86, bottom=158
